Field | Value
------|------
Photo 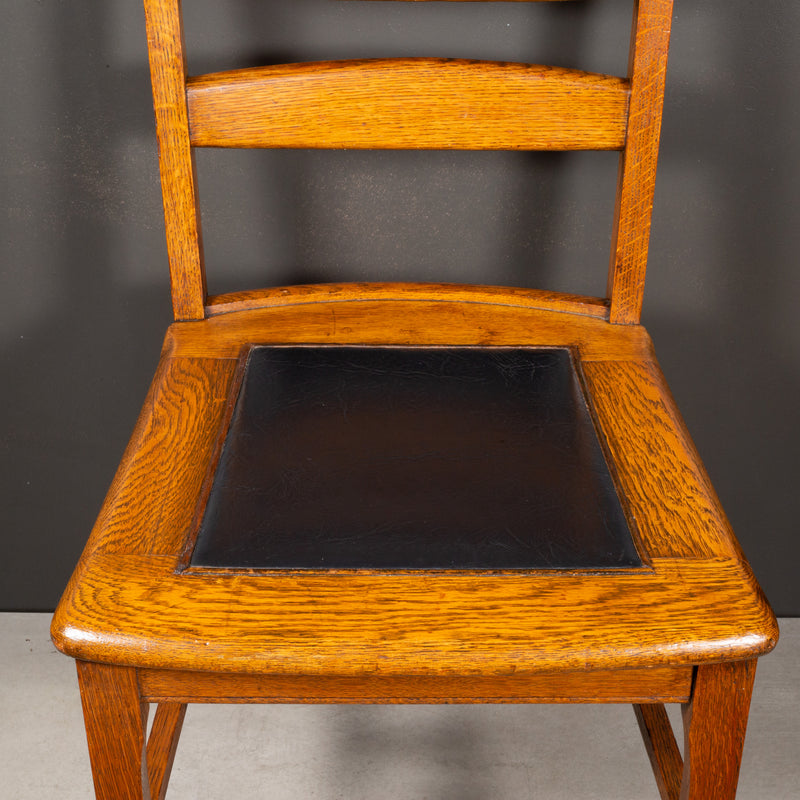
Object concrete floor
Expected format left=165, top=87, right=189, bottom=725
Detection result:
left=1, top=614, right=797, bottom=799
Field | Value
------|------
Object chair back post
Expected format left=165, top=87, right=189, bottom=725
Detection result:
left=607, top=0, right=675, bottom=324
left=144, top=0, right=207, bottom=321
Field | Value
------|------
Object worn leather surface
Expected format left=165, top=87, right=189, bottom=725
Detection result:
left=190, top=346, right=641, bottom=570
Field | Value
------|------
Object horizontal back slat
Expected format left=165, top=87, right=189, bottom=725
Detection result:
left=187, top=59, right=629, bottom=151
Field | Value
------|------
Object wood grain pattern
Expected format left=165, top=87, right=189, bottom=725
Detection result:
left=77, top=661, right=150, bottom=800
left=143, top=0, right=206, bottom=320
left=72, top=323, right=744, bottom=567
left=206, top=282, right=610, bottom=320
left=58, top=2, right=778, bottom=797
left=53, top=553, right=777, bottom=676
left=166, top=296, right=652, bottom=362
left=680, top=660, right=757, bottom=799
left=146, top=703, right=186, bottom=800
left=582, top=359, right=734, bottom=559
left=51, top=298, right=777, bottom=680
left=635, top=703, right=683, bottom=800
left=608, top=0, right=674, bottom=323
left=138, top=666, right=692, bottom=704
left=84, top=358, right=238, bottom=558
left=187, top=59, right=629, bottom=151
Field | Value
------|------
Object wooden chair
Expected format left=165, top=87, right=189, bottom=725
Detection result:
left=51, top=1, right=778, bottom=798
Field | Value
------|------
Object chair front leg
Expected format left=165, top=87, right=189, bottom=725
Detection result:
left=680, top=659, right=757, bottom=800
left=77, top=661, right=152, bottom=800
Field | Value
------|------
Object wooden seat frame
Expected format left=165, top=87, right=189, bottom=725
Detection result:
left=52, top=1, right=778, bottom=798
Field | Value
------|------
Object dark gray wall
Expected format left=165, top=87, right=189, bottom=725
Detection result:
left=2, top=1, right=798, bottom=613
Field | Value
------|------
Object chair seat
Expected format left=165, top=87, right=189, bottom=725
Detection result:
left=51, top=296, right=776, bottom=677
left=191, top=345, right=640, bottom=571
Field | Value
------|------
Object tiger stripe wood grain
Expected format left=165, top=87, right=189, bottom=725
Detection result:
left=187, top=60, right=629, bottom=151
left=581, top=360, right=734, bottom=559
left=635, top=703, right=683, bottom=800
left=143, top=0, right=206, bottom=320
left=54, top=1, right=779, bottom=798
left=77, top=662, right=151, bottom=800
left=52, top=554, right=776, bottom=676
left=86, top=358, right=238, bottom=558
left=138, top=667, right=692, bottom=704
left=680, top=661, right=757, bottom=799
left=51, top=301, right=770, bottom=585
left=608, top=0, right=674, bottom=323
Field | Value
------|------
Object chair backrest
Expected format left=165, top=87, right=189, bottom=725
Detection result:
left=143, top=0, right=674, bottom=325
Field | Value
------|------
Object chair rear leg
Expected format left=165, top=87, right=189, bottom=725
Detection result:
left=680, top=660, right=757, bottom=800
left=77, top=661, right=151, bottom=800
left=634, top=703, right=682, bottom=800
left=147, top=703, right=187, bottom=800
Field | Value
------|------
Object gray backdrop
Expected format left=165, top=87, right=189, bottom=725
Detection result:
left=2, top=1, right=798, bottom=613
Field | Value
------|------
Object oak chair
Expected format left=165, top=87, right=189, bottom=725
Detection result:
left=51, top=1, right=778, bottom=798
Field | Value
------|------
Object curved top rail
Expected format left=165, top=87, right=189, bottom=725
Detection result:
left=187, top=59, right=629, bottom=151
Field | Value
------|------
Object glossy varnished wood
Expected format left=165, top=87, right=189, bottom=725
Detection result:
left=205, top=282, right=610, bottom=320
left=81, top=355, right=238, bottom=558
left=581, top=360, right=735, bottom=559
left=52, top=553, right=777, bottom=676
left=146, top=703, right=186, bottom=800
left=51, top=298, right=777, bottom=678
left=170, top=292, right=649, bottom=362
left=55, top=1, right=778, bottom=797
left=635, top=703, right=683, bottom=800
left=143, top=0, right=674, bottom=327
left=187, top=59, right=629, bottom=151
left=77, top=662, right=150, bottom=800
left=680, top=660, right=757, bottom=799
left=143, top=0, right=206, bottom=320
left=138, top=666, right=692, bottom=704
left=608, top=0, right=674, bottom=324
